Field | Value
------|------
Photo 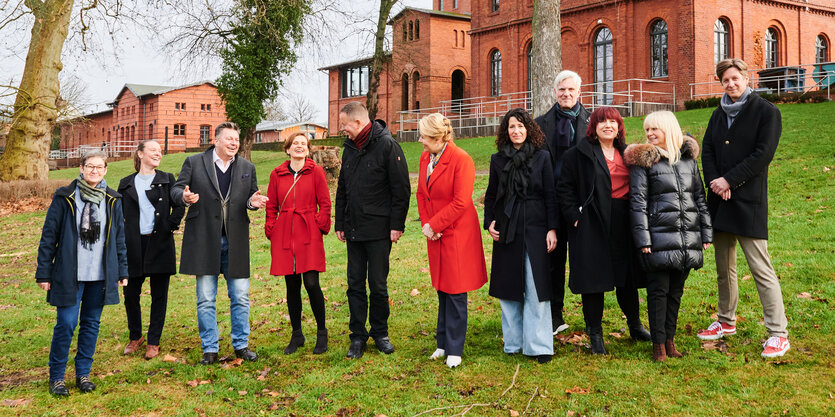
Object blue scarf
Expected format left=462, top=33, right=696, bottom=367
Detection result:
left=555, top=102, right=581, bottom=147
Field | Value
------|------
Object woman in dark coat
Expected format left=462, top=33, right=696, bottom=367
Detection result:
left=556, top=106, right=651, bottom=355
left=484, top=108, right=558, bottom=364
left=118, top=140, right=184, bottom=359
left=266, top=132, right=332, bottom=355
left=624, top=111, right=713, bottom=361
left=417, top=113, right=488, bottom=368
left=35, top=151, right=128, bottom=396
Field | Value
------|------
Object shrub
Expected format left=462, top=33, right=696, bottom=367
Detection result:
left=0, top=179, right=71, bottom=203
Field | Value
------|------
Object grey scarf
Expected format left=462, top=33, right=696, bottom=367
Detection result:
left=76, top=175, right=107, bottom=249
left=720, top=87, right=753, bottom=128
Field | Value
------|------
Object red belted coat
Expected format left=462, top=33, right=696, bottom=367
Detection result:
left=416, top=142, right=488, bottom=294
left=266, top=158, right=331, bottom=276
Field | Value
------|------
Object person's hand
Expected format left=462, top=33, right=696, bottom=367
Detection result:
left=390, top=230, right=403, bottom=243
left=422, top=223, right=435, bottom=239
left=573, top=220, right=578, bottom=228
left=720, top=189, right=731, bottom=200
left=249, top=190, right=269, bottom=209
left=488, top=221, right=500, bottom=241
left=183, top=185, right=199, bottom=204
left=430, top=232, right=442, bottom=241
left=710, top=177, right=731, bottom=199
left=703, top=242, right=711, bottom=250
left=641, top=247, right=652, bottom=254
left=336, top=231, right=345, bottom=242
left=38, top=282, right=50, bottom=291
left=546, top=230, right=557, bottom=253
left=118, top=278, right=128, bottom=287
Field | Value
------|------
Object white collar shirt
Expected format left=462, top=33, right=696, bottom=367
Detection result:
left=212, top=148, right=235, bottom=173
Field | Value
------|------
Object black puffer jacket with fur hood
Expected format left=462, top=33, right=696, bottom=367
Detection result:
left=624, top=137, right=713, bottom=272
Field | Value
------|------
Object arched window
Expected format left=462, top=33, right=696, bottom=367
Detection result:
left=714, top=19, right=730, bottom=63
left=492, top=0, right=499, bottom=13
left=461, top=31, right=465, bottom=47
left=650, top=20, right=668, bottom=78
left=409, top=21, right=413, bottom=41
left=765, top=27, right=779, bottom=68
left=415, top=19, right=420, bottom=40
left=594, top=27, right=613, bottom=105
left=454, top=30, right=458, bottom=47
left=403, top=22, right=407, bottom=41
left=413, top=72, right=420, bottom=109
left=401, top=73, right=410, bottom=111
left=490, top=49, right=502, bottom=96
left=526, top=43, right=533, bottom=93
left=816, top=35, right=829, bottom=64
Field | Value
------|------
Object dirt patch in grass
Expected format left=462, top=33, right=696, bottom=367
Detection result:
left=0, top=368, right=46, bottom=391
left=0, top=197, right=50, bottom=216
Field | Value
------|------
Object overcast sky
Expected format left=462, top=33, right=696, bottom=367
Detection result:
left=0, top=0, right=432, bottom=124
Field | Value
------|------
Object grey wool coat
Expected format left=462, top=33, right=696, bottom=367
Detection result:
left=171, top=147, right=259, bottom=278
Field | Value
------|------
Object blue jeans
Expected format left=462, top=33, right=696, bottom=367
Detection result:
left=49, top=280, right=105, bottom=381
left=195, top=236, right=250, bottom=353
left=499, top=253, right=553, bottom=356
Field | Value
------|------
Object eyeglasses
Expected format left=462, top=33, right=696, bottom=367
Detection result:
left=84, top=165, right=106, bottom=172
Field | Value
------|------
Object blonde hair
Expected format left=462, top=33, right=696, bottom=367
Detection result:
left=418, top=113, right=454, bottom=144
left=643, top=111, right=683, bottom=164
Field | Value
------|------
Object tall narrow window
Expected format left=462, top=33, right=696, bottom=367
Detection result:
left=816, top=35, right=829, bottom=64
left=492, top=0, right=499, bottom=13
left=454, top=30, right=458, bottom=47
left=714, top=19, right=730, bottom=63
left=413, top=72, right=420, bottom=110
left=594, top=27, right=614, bottom=105
left=409, top=21, right=413, bottom=41
left=454, top=0, right=458, bottom=8
left=439, top=0, right=443, bottom=10
left=526, top=43, right=533, bottom=93
left=490, top=49, right=502, bottom=96
left=650, top=20, right=668, bottom=78
left=415, top=19, right=420, bottom=40
left=403, top=22, right=407, bottom=41
left=200, top=125, right=211, bottom=144
left=402, top=73, right=410, bottom=111
left=765, top=28, right=778, bottom=68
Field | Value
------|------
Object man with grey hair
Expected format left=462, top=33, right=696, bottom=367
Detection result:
left=171, top=122, right=268, bottom=365
left=535, top=70, right=594, bottom=336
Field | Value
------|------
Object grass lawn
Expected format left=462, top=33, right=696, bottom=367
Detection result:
left=1, top=102, right=833, bottom=416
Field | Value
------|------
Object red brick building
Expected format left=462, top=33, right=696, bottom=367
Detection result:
left=319, top=53, right=394, bottom=136
left=323, top=0, right=834, bottom=135
left=60, top=81, right=227, bottom=155
left=254, top=121, right=329, bottom=143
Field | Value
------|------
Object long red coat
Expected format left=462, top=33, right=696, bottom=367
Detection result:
left=416, top=142, right=488, bottom=294
left=266, top=158, right=331, bottom=276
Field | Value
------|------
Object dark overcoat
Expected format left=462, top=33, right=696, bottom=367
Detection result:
left=484, top=149, right=558, bottom=302
left=556, top=138, right=642, bottom=294
left=535, top=102, right=591, bottom=182
left=701, top=92, right=781, bottom=239
left=624, top=138, right=714, bottom=272
left=118, top=170, right=185, bottom=277
left=334, top=120, right=410, bottom=241
left=171, top=147, right=259, bottom=278
left=265, top=158, right=331, bottom=276
left=35, top=180, right=129, bottom=307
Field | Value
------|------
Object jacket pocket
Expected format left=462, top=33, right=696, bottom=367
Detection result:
left=363, top=204, right=389, bottom=217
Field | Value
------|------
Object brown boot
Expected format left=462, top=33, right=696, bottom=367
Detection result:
left=665, top=339, right=682, bottom=358
left=124, top=337, right=145, bottom=355
left=652, top=343, right=667, bottom=362
left=144, top=345, right=160, bottom=360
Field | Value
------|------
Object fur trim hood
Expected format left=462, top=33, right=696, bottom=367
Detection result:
left=624, top=136, right=700, bottom=168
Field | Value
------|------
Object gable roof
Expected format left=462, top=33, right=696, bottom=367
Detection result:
left=110, top=80, right=217, bottom=105
left=317, top=52, right=392, bottom=71
left=255, top=120, right=327, bottom=132
left=387, top=7, right=470, bottom=25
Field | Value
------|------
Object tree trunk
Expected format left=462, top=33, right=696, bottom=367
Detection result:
left=239, top=126, right=254, bottom=162
left=0, top=0, right=75, bottom=181
left=366, top=0, right=397, bottom=120
left=531, top=0, right=562, bottom=119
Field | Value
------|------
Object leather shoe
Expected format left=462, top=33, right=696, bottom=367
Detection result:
left=199, top=352, right=218, bottom=365
left=629, top=324, right=652, bottom=342
left=124, top=337, right=145, bottom=355
left=346, top=340, right=366, bottom=359
left=235, top=347, right=258, bottom=362
left=75, top=375, right=96, bottom=393
left=144, top=345, right=160, bottom=360
left=49, top=380, right=69, bottom=397
left=374, top=337, right=395, bottom=354
left=537, top=354, right=552, bottom=364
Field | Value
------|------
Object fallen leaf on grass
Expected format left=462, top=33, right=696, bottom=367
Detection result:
left=409, top=288, right=420, bottom=296
left=824, top=167, right=831, bottom=172
left=565, top=386, right=590, bottom=395
left=509, top=410, right=520, bottom=417
left=797, top=292, right=812, bottom=299
left=419, top=267, right=429, bottom=273
left=741, top=275, right=751, bottom=281
left=238, top=390, right=247, bottom=396
left=701, top=340, right=730, bottom=353
left=608, top=332, right=623, bottom=338
left=146, top=378, right=151, bottom=384
left=555, top=331, right=588, bottom=346
left=256, top=367, right=271, bottom=381
left=2, top=399, right=31, bottom=407
left=162, top=354, right=178, bottom=362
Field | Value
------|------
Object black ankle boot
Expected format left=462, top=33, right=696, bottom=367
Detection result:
left=313, top=328, right=328, bottom=354
left=587, top=327, right=607, bottom=355
left=283, top=329, right=305, bottom=354
left=628, top=322, right=652, bottom=342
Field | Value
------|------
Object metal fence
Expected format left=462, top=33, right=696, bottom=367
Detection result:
left=396, top=78, right=676, bottom=140
left=689, top=61, right=835, bottom=100
left=49, top=138, right=188, bottom=161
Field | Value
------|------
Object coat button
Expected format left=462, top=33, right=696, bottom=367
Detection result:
left=724, top=140, right=730, bottom=145
left=155, top=212, right=160, bottom=216
left=158, top=198, right=163, bottom=201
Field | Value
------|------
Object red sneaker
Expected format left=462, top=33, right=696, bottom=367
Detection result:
left=761, top=336, right=790, bottom=358
left=697, top=321, right=736, bottom=340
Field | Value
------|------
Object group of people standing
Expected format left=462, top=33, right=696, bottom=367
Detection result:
left=35, top=58, right=790, bottom=396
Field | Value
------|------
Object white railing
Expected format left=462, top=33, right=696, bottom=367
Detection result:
left=50, top=139, right=188, bottom=160
left=690, top=61, right=835, bottom=100
left=395, top=78, right=676, bottom=139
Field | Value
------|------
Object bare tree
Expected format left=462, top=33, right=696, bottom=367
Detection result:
left=531, top=0, right=562, bottom=118
left=286, top=93, right=319, bottom=123
left=366, top=0, right=398, bottom=120
left=262, top=96, right=288, bottom=122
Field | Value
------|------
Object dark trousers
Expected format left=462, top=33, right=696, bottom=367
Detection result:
left=285, top=270, right=326, bottom=331
left=123, top=235, right=171, bottom=345
left=346, top=239, right=392, bottom=341
left=436, top=291, right=468, bottom=356
left=646, top=269, right=689, bottom=344
left=549, top=224, right=568, bottom=325
left=581, top=287, right=641, bottom=332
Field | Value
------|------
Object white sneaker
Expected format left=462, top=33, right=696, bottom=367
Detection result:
left=553, top=323, right=569, bottom=335
left=446, top=355, right=462, bottom=368
left=761, top=336, right=790, bottom=358
left=429, top=348, right=445, bottom=360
